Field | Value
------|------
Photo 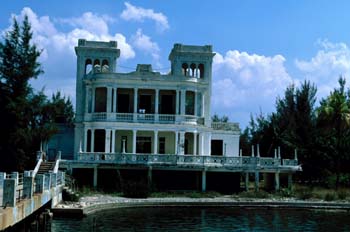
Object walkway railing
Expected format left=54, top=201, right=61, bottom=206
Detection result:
left=211, top=122, right=240, bottom=131
left=85, top=113, right=205, bottom=125
left=76, top=152, right=300, bottom=170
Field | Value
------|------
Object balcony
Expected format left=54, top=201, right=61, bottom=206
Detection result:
left=73, top=152, right=301, bottom=172
left=85, top=113, right=204, bottom=125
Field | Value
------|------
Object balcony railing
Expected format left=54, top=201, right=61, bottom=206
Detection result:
left=76, top=152, right=301, bottom=171
left=211, top=122, right=240, bottom=131
left=85, top=113, right=204, bottom=125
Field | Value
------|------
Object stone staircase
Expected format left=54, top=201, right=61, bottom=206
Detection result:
left=37, top=162, right=55, bottom=174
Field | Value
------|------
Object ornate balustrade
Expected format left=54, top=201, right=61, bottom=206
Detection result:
left=85, top=113, right=204, bottom=125
left=211, top=122, right=240, bottom=131
left=77, top=152, right=300, bottom=170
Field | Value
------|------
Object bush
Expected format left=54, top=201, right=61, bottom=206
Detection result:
left=337, top=190, right=347, bottom=200
left=277, top=188, right=294, bottom=198
left=324, top=192, right=336, bottom=201
left=239, top=190, right=269, bottom=199
left=121, top=180, right=150, bottom=198
left=296, top=187, right=313, bottom=200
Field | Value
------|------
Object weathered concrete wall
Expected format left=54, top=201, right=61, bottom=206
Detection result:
left=0, top=186, right=63, bottom=230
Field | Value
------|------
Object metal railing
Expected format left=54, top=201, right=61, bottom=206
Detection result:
left=76, top=152, right=300, bottom=170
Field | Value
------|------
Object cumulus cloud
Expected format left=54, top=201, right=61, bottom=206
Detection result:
left=212, top=50, right=293, bottom=126
left=120, top=2, right=169, bottom=32
left=4, top=7, right=136, bottom=106
left=131, top=28, right=160, bottom=63
left=295, top=39, right=350, bottom=96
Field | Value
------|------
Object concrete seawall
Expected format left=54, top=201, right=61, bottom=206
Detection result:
left=52, top=197, right=350, bottom=218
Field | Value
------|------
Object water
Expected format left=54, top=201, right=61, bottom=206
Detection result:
left=52, top=207, right=350, bottom=232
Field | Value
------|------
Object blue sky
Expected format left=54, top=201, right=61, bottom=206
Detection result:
left=1, top=1, right=350, bottom=127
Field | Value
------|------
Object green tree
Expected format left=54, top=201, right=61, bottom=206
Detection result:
left=212, top=114, right=229, bottom=122
left=0, top=16, right=43, bottom=171
left=317, top=77, right=350, bottom=188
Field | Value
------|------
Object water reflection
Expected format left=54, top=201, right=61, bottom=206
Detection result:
left=52, top=207, right=350, bottom=232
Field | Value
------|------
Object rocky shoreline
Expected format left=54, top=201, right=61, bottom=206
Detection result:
left=52, top=194, right=350, bottom=217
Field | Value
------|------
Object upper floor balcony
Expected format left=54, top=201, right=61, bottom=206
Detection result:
left=85, top=112, right=204, bottom=125
left=82, top=86, right=210, bottom=126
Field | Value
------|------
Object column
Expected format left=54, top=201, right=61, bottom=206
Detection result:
left=254, top=171, right=259, bottom=191
left=193, top=132, right=197, bottom=155
left=132, top=129, right=137, bottom=154
left=153, top=130, right=158, bottom=154
left=105, top=129, right=111, bottom=153
left=176, top=90, right=180, bottom=115
left=91, top=87, right=95, bottom=113
left=174, top=131, right=178, bottom=155
left=113, top=88, right=117, bottom=113
left=155, top=89, right=159, bottom=122
left=133, top=88, right=138, bottom=121
left=180, top=90, right=186, bottom=115
left=198, top=133, right=203, bottom=156
left=275, top=172, right=280, bottom=191
left=179, top=132, right=185, bottom=155
left=288, top=173, right=293, bottom=190
left=245, top=172, right=249, bottom=191
left=201, top=93, right=205, bottom=117
left=201, top=170, right=206, bottom=192
left=85, top=86, right=90, bottom=113
left=93, top=166, right=98, bottom=188
left=194, top=91, right=198, bottom=116
left=208, top=133, right=212, bottom=156
left=148, top=167, right=152, bottom=190
left=111, top=130, right=116, bottom=153
left=84, top=128, right=88, bottom=152
left=155, top=89, right=159, bottom=114
left=107, top=87, right=112, bottom=113
left=91, top=129, right=95, bottom=152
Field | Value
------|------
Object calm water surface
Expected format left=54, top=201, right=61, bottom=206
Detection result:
left=52, top=207, right=350, bottom=232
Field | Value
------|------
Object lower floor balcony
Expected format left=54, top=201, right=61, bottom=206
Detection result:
left=74, top=152, right=301, bottom=172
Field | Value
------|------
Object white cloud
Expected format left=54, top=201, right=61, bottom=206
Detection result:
left=120, top=2, right=169, bottom=32
left=4, top=7, right=137, bottom=107
left=295, top=39, right=350, bottom=97
left=131, top=28, right=160, bottom=62
left=212, top=50, right=293, bottom=126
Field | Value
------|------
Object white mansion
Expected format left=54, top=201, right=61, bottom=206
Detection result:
left=61, top=39, right=300, bottom=192
left=74, top=39, right=240, bottom=158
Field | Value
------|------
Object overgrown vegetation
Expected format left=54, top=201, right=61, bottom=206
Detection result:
left=0, top=16, right=74, bottom=172
left=240, top=79, right=350, bottom=189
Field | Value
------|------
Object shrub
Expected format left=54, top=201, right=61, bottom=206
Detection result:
left=277, top=188, right=294, bottom=198
left=337, top=190, right=347, bottom=200
left=296, top=187, right=313, bottom=200
left=239, top=190, right=269, bottom=199
left=121, top=180, right=150, bottom=198
left=324, top=192, right=336, bottom=201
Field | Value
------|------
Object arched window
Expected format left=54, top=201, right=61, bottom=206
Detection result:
left=182, top=63, right=188, bottom=76
left=85, top=59, right=92, bottom=74
left=190, top=63, right=196, bottom=77
left=198, top=64, right=204, bottom=78
left=102, top=59, right=109, bottom=72
left=93, top=59, right=101, bottom=73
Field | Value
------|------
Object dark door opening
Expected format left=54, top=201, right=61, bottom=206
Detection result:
left=160, top=95, right=175, bottom=114
left=118, top=94, right=130, bottom=113
left=139, top=95, right=153, bottom=113
left=136, top=136, right=152, bottom=153
left=211, top=140, right=223, bottom=156
left=94, top=129, right=105, bottom=152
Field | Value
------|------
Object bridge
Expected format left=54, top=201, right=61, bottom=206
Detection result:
left=0, top=151, right=65, bottom=231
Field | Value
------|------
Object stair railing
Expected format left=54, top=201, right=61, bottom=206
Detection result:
left=53, top=151, right=61, bottom=173
left=32, top=151, right=44, bottom=178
